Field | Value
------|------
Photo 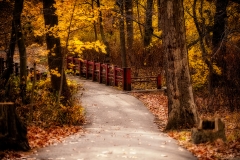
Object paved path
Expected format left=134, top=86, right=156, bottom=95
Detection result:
left=29, top=77, right=197, bottom=160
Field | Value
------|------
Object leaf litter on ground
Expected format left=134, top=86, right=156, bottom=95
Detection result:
left=132, top=91, right=240, bottom=160
left=1, top=125, right=85, bottom=160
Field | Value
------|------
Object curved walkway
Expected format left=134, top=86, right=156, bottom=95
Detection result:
left=30, top=77, right=197, bottom=160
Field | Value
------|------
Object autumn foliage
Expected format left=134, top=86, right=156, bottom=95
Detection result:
left=0, top=0, right=240, bottom=159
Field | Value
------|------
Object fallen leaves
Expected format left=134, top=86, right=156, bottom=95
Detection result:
left=132, top=91, right=240, bottom=159
left=132, top=92, right=168, bottom=131
left=28, top=125, right=84, bottom=149
left=1, top=125, right=85, bottom=160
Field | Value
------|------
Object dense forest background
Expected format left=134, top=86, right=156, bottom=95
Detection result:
left=0, top=0, right=240, bottom=158
left=1, top=0, right=240, bottom=109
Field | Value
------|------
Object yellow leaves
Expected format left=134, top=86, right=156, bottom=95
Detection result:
left=68, top=38, right=106, bottom=54
left=50, top=68, right=61, bottom=77
left=68, top=62, right=75, bottom=69
left=188, top=46, right=209, bottom=88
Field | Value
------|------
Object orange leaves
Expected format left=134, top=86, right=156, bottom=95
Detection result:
left=27, top=125, right=84, bottom=149
left=1, top=125, right=84, bottom=159
left=133, top=91, right=240, bottom=159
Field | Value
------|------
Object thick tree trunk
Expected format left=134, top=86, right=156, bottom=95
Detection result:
left=0, top=102, right=30, bottom=151
left=144, top=0, right=153, bottom=47
left=43, top=0, right=71, bottom=103
left=160, top=0, right=199, bottom=130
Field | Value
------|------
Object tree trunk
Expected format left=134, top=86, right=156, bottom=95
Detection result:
left=13, top=0, right=27, bottom=103
left=117, top=0, right=127, bottom=68
left=144, top=0, right=153, bottom=47
left=193, top=0, right=214, bottom=93
left=97, top=0, right=110, bottom=63
left=125, top=0, right=133, bottom=50
left=136, top=1, right=143, bottom=39
left=42, top=0, right=71, bottom=104
left=0, top=102, right=30, bottom=151
left=157, top=0, right=161, bottom=31
left=0, top=1, right=14, bottom=84
left=125, top=0, right=134, bottom=66
left=160, top=0, right=199, bottom=130
left=92, top=0, right=98, bottom=41
left=212, top=0, right=228, bottom=80
left=3, top=22, right=16, bottom=83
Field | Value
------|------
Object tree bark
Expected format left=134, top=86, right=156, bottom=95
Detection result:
left=92, top=0, right=98, bottom=41
left=136, top=1, right=143, bottom=39
left=0, top=1, right=14, bottom=83
left=160, top=0, right=199, bottom=130
left=125, top=0, right=133, bottom=50
left=42, top=0, right=71, bottom=104
left=2, top=21, right=15, bottom=84
left=117, top=0, right=127, bottom=68
left=212, top=0, right=228, bottom=78
left=125, top=0, right=134, bottom=66
left=193, top=0, right=214, bottom=93
left=0, top=102, right=30, bottom=151
left=13, top=0, right=27, bottom=103
left=144, top=0, right=153, bottom=47
left=157, top=0, right=161, bottom=31
left=97, top=0, right=110, bottom=63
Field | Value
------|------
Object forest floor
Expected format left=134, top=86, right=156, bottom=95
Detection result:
left=131, top=91, right=240, bottom=160
left=2, top=78, right=196, bottom=160
left=1, top=85, right=240, bottom=159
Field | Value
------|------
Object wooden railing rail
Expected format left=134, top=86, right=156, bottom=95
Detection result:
left=0, top=58, right=46, bottom=81
left=66, top=56, right=161, bottom=91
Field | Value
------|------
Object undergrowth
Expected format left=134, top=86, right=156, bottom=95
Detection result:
left=1, top=74, right=85, bottom=127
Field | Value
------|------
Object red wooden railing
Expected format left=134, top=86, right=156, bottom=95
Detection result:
left=67, top=56, right=162, bottom=91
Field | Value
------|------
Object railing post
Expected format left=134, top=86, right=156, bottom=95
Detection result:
left=99, top=63, right=102, bottom=83
left=67, top=56, right=73, bottom=70
left=15, top=63, right=19, bottom=76
left=157, top=74, right=162, bottom=89
left=105, top=64, right=109, bottom=85
left=86, top=60, right=89, bottom=79
left=79, top=60, right=82, bottom=77
left=73, top=58, right=77, bottom=74
left=113, top=66, right=117, bottom=86
left=92, top=61, right=95, bottom=81
left=123, top=68, right=131, bottom=91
